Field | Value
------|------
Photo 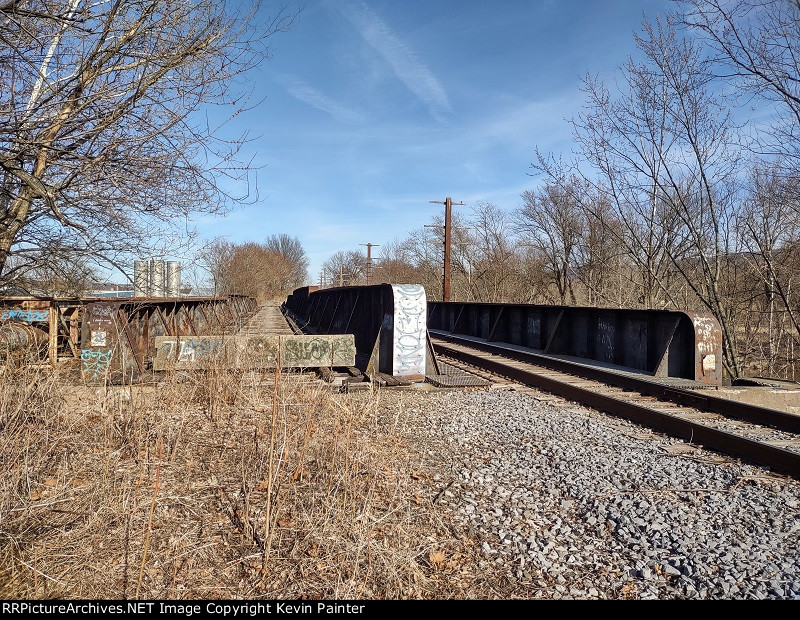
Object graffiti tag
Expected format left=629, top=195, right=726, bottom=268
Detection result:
left=158, top=338, right=224, bottom=363
left=597, top=318, right=615, bottom=361
left=392, top=284, right=427, bottom=376
left=91, top=304, right=115, bottom=318
left=284, top=338, right=328, bottom=361
left=692, top=317, right=717, bottom=355
left=81, top=349, right=113, bottom=382
left=0, top=308, right=49, bottom=322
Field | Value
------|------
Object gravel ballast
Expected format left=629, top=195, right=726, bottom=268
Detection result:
left=387, top=386, right=800, bottom=600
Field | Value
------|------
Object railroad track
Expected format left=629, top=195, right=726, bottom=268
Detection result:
left=430, top=332, right=800, bottom=480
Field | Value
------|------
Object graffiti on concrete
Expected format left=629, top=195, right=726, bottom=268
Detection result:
left=159, top=338, right=223, bottom=362
left=152, top=334, right=356, bottom=370
left=81, top=348, right=113, bottom=382
left=152, top=337, right=228, bottom=370
left=391, top=284, right=427, bottom=376
left=242, top=337, right=279, bottom=365
left=0, top=308, right=49, bottom=322
left=282, top=336, right=355, bottom=367
left=284, top=337, right=328, bottom=362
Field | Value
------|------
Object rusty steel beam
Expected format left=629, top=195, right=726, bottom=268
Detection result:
left=117, top=306, right=146, bottom=374
left=49, top=301, right=58, bottom=365
left=78, top=295, right=256, bottom=382
left=154, top=305, right=172, bottom=336
left=197, top=304, right=213, bottom=330
left=57, top=311, right=78, bottom=358
left=1, top=298, right=60, bottom=366
left=181, top=305, right=197, bottom=336
left=1, top=294, right=255, bottom=378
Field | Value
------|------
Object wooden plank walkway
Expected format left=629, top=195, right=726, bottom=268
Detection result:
left=238, top=302, right=294, bottom=336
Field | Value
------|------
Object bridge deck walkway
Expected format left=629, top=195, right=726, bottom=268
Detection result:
left=238, top=302, right=294, bottom=336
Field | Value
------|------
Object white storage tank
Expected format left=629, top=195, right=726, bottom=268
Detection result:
left=133, top=260, right=149, bottom=297
left=149, top=260, right=165, bottom=297
left=165, top=261, right=181, bottom=297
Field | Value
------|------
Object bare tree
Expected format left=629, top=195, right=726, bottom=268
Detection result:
left=517, top=180, right=583, bottom=304
left=463, top=202, right=519, bottom=303
left=12, top=240, right=97, bottom=296
left=540, top=18, right=746, bottom=376
left=374, top=238, right=424, bottom=285
left=572, top=196, right=628, bottom=307
left=680, top=0, right=800, bottom=174
left=219, top=241, right=294, bottom=301
left=264, top=233, right=309, bottom=289
left=194, top=236, right=308, bottom=300
left=632, top=18, right=744, bottom=377
left=321, top=250, right=366, bottom=287
left=401, top=231, right=444, bottom=299
left=193, top=237, right=235, bottom=296
left=0, top=1, right=295, bottom=289
left=677, top=0, right=800, bottom=378
left=738, top=166, right=800, bottom=374
left=570, top=68, right=688, bottom=311
left=410, top=212, right=473, bottom=301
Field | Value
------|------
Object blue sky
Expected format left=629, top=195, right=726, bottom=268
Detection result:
left=193, top=0, right=674, bottom=284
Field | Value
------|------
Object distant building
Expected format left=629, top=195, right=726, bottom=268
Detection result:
left=88, top=282, right=134, bottom=298
left=87, top=283, right=193, bottom=298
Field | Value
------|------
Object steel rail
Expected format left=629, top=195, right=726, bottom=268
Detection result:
left=431, top=335, right=800, bottom=480
left=429, top=331, right=800, bottom=434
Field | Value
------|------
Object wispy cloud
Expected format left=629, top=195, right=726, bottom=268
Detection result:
left=337, top=0, right=452, bottom=122
left=475, top=95, right=579, bottom=149
left=280, top=75, right=366, bottom=124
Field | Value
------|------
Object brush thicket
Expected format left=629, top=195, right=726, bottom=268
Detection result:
left=0, top=359, right=496, bottom=599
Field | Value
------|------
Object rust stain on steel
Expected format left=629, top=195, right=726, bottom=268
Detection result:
left=0, top=294, right=255, bottom=378
left=117, top=307, right=146, bottom=374
left=154, top=306, right=172, bottom=335
left=686, top=312, right=723, bottom=386
left=78, top=296, right=256, bottom=383
left=180, top=305, right=198, bottom=336
left=80, top=301, right=120, bottom=382
left=0, top=322, right=49, bottom=353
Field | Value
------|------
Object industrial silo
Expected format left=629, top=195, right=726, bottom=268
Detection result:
left=165, top=261, right=181, bottom=297
left=149, top=260, right=166, bottom=297
left=134, top=260, right=149, bottom=297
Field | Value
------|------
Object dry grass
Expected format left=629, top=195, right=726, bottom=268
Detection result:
left=0, top=362, right=509, bottom=600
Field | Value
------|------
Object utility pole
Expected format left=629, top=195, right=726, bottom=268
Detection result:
left=338, top=264, right=346, bottom=287
left=429, top=197, right=464, bottom=302
left=360, top=243, right=380, bottom=285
